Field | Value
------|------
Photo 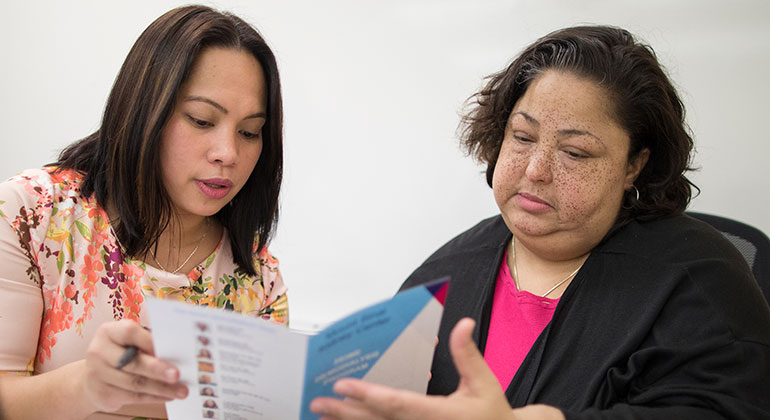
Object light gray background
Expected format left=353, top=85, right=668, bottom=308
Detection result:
left=2, top=0, right=768, bottom=330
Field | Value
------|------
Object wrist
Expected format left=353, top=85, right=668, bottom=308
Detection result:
left=0, top=360, right=97, bottom=420
left=56, top=360, right=100, bottom=419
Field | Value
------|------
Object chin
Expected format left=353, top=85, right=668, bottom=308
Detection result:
left=503, top=211, right=556, bottom=237
left=204, top=206, right=226, bottom=217
left=513, top=225, right=558, bottom=239
left=178, top=205, right=225, bottom=218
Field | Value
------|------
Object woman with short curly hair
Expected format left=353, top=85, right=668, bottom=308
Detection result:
left=311, top=25, right=770, bottom=420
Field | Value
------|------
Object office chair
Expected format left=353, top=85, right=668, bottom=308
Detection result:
left=687, top=211, right=770, bottom=304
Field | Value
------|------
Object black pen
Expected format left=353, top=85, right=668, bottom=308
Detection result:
left=116, top=345, right=138, bottom=370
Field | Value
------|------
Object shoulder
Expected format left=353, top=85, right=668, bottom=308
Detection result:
left=246, top=236, right=285, bottom=295
left=0, top=167, right=84, bottom=207
left=598, top=214, right=745, bottom=265
left=1, top=167, right=55, bottom=199
left=250, top=240, right=288, bottom=323
left=595, top=214, right=756, bottom=287
left=594, top=214, right=770, bottom=341
left=252, top=238, right=280, bottom=273
left=401, top=215, right=509, bottom=290
left=0, top=168, right=57, bottom=226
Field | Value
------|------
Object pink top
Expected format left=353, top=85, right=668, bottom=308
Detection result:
left=483, top=252, right=558, bottom=390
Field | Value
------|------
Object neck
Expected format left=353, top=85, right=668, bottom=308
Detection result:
left=149, top=213, right=215, bottom=274
left=509, top=237, right=589, bottom=298
left=162, top=214, right=210, bottom=247
left=106, top=202, right=219, bottom=274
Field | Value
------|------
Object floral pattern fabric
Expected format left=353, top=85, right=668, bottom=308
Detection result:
left=0, top=167, right=288, bottom=380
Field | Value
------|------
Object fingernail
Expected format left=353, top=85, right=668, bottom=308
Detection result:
left=165, top=368, right=177, bottom=382
left=309, top=400, right=323, bottom=413
left=176, top=387, right=188, bottom=398
left=333, top=380, right=352, bottom=395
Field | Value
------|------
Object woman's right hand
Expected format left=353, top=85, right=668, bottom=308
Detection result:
left=80, top=319, right=188, bottom=414
left=310, top=318, right=536, bottom=420
left=0, top=319, right=188, bottom=419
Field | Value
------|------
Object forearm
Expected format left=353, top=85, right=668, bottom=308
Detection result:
left=0, top=361, right=94, bottom=420
left=513, top=404, right=566, bottom=420
left=562, top=405, right=728, bottom=420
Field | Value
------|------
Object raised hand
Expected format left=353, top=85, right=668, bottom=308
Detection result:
left=310, top=318, right=535, bottom=420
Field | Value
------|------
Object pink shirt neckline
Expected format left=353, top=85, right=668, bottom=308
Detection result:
left=483, top=252, right=559, bottom=389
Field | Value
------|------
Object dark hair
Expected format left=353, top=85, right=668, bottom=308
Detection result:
left=54, top=5, right=282, bottom=276
left=461, top=25, right=696, bottom=227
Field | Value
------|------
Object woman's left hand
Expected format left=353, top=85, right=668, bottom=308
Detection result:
left=310, top=318, right=564, bottom=420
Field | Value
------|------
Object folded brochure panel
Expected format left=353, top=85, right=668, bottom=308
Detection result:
left=148, top=278, right=448, bottom=420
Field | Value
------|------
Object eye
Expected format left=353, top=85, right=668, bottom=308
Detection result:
left=513, top=134, right=534, bottom=143
left=239, top=129, right=262, bottom=140
left=186, top=114, right=213, bottom=128
left=563, top=149, right=588, bottom=159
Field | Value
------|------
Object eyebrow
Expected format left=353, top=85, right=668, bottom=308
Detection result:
left=511, top=111, right=604, bottom=145
left=184, top=95, right=266, bottom=119
left=512, top=111, right=540, bottom=128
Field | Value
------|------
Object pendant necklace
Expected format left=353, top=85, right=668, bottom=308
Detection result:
left=510, top=238, right=583, bottom=298
left=151, top=218, right=210, bottom=274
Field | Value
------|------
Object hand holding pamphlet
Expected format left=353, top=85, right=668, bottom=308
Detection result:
left=148, top=278, right=448, bottom=420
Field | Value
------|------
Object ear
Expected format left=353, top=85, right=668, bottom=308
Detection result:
left=624, top=148, right=650, bottom=189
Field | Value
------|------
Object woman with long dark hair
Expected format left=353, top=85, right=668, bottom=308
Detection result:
left=0, top=6, right=287, bottom=419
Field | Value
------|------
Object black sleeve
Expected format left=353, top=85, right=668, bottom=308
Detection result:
left=562, top=339, right=770, bottom=420
left=559, top=235, right=770, bottom=420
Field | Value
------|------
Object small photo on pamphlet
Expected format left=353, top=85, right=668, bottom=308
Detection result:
left=197, top=347, right=213, bottom=360
left=198, top=373, right=217, bottom=386
left=197, top=335, right=212, bottom=347
left=202, top=408, right=218, bottom=419
left=200, top=386, right=217, bottom=397
left=198, top=361, right=215, bottom=373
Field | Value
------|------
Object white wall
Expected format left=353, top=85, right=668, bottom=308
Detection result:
left=2, top=0, right=769, bottom=330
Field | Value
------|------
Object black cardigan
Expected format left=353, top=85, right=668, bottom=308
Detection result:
left=401, top=215, right=770, bottom=419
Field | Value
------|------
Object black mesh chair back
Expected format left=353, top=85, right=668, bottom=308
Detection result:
left=687, top=212, right=770, bottom=304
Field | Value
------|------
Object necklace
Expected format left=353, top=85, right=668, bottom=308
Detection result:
left=150, top=218, right=210, bottom=274
left=510, top=238, right=583, bottom=298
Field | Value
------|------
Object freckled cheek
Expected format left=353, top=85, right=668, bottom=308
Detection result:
left=553, top=166, right=602, bottom=220
left=555, top=163, right=623, bottom=222
left=492, top=152, right=526, bottom=204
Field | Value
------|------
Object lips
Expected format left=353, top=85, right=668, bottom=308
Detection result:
left=515, top=192, right=553, bottom=213
left=196, top=178, right=233, bottom=200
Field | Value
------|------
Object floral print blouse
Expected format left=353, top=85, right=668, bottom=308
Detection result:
left=0, top=167, right=288, bottom=384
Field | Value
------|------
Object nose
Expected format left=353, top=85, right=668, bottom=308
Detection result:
left=207, top=129, right=238, bottom=166
left=524, top=146, right=554, bottom=184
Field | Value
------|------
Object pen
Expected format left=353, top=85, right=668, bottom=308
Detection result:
left=116, top=345, right=138, bottom=370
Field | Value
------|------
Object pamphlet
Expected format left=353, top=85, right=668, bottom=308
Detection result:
left=148, top=278, right=448, bottom=420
